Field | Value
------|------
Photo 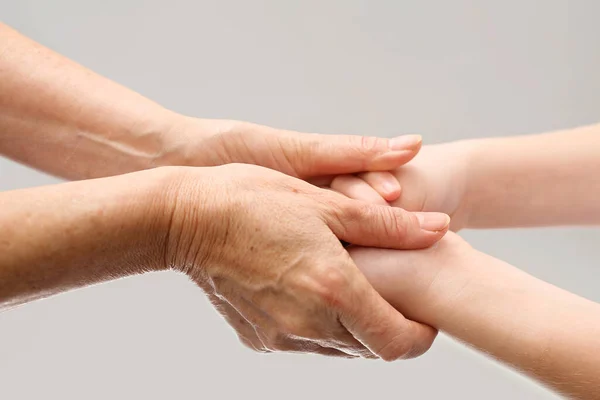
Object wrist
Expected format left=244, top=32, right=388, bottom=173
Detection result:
left=156, top=115, right=246, bottom=168
left=424, top=140, right=479, bottom=231
left=459, top=136, right=520, bottom=229
left=448, top=138, right=487, bottom=230
left=421, top=246, right=489, bottom=328
left=151, top=164, right=229, bottom=274
left=109, top=166, right=192, bottom=273
left=409, top=236, right=483, bottom=327
left=352, top=233, right=480, bottom=327
left=0, top=170, right=180, bottom=306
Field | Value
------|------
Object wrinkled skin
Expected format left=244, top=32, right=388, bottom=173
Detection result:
left=163, top=164, right=448, bottom=359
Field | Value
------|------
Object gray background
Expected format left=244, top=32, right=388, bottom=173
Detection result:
left=1, top=1, right=599, bottom=399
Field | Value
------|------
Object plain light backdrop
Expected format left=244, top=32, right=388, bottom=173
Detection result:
left=1, top=1, right=599, bottom=399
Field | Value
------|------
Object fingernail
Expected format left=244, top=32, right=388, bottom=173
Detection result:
left=389, top=134, right=422, bottom=151
left=415, top=212, right=450, bottom=232
left=382, top=180, right=400, bottom=195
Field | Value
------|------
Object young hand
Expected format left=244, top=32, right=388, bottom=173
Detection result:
left=331, top=141, right=474, bottom=231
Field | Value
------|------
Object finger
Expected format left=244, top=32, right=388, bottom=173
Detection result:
left=357, top=171, right=402, bottom=202
left=326, top=196, right=450, bottom=249
left=330, top=175, right=388, bottom=205
left=337, top=259, right=438, bottom=361
left=293, top=133, right=422, bottom=179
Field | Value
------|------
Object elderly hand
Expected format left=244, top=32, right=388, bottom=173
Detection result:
left=161, top=164, right=450, bottom=359
left=162, top=117, right=422, bottom=191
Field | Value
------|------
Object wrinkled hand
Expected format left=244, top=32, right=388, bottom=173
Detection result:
left=331, top=142, right=474, bottom=231
left=166, top=117, right=423, bottom=187
left=163, top=164, right=450, bottom=359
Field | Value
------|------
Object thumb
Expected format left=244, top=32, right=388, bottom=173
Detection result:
left=326, top=196, right=450, bottom=250
left=289, top=133, right=422, bottom=180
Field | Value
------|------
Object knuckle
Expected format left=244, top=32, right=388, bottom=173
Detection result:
left=395, top=213, right=411, bottom=239
left=324, top=195, right=352, bottom=220
left=292, top=264, right=350, bottom=310
left=358, top=136, right=386, bottom=156
left=318, top=265, right=347, bottom=292
left=313, top=266, right=349, bottom=309
left=379, top=207, right=410, bottom=240
left=371, top=206, right=395, bottom=237
left=405, top=211, right=421, bottom=231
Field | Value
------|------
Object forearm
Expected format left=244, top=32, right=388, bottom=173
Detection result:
left=463, top=124, right=600, bottom=228
left=352, top=240, right=600, bottom=398
left=432, top=251, right=600, bottom=397
left=396, top=249, right=600, bottom=398
left=0, top=23, right=192, bottom=179
left=0, top=168, right=173, bottom=308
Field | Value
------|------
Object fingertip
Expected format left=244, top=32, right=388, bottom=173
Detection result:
left=377, top=174, right=402, bottom=202
left=368, top=149, right=419, bottom=171
left=375, top=315, right=438, bottom=361
left=398, top=321, right=438, bottom=360
left=387, top=210, right=449, bottom=250
left=357, top=171, right=402, bottom=202
left=389, top=134, right=423, bottom=152
left=415, top=212, right=451, bottom=233
left=410, top=224, right=450, bottom=249
left=382, top=181, right=402, bottom=202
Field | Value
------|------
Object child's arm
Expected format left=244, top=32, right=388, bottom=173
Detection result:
left=464, top=125, right=600, bottom=228
left=332, top=124, right=600, bottom=230
left=350, top=234, right=600, bottom=399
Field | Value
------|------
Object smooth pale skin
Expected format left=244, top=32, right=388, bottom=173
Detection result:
left=0, top=23, right=452, bottom=359
left=332, top=124, right=600, bottom=230
left=351, top=235, right=600, bottom=399
left=334, top=129, right=600, bottom=397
